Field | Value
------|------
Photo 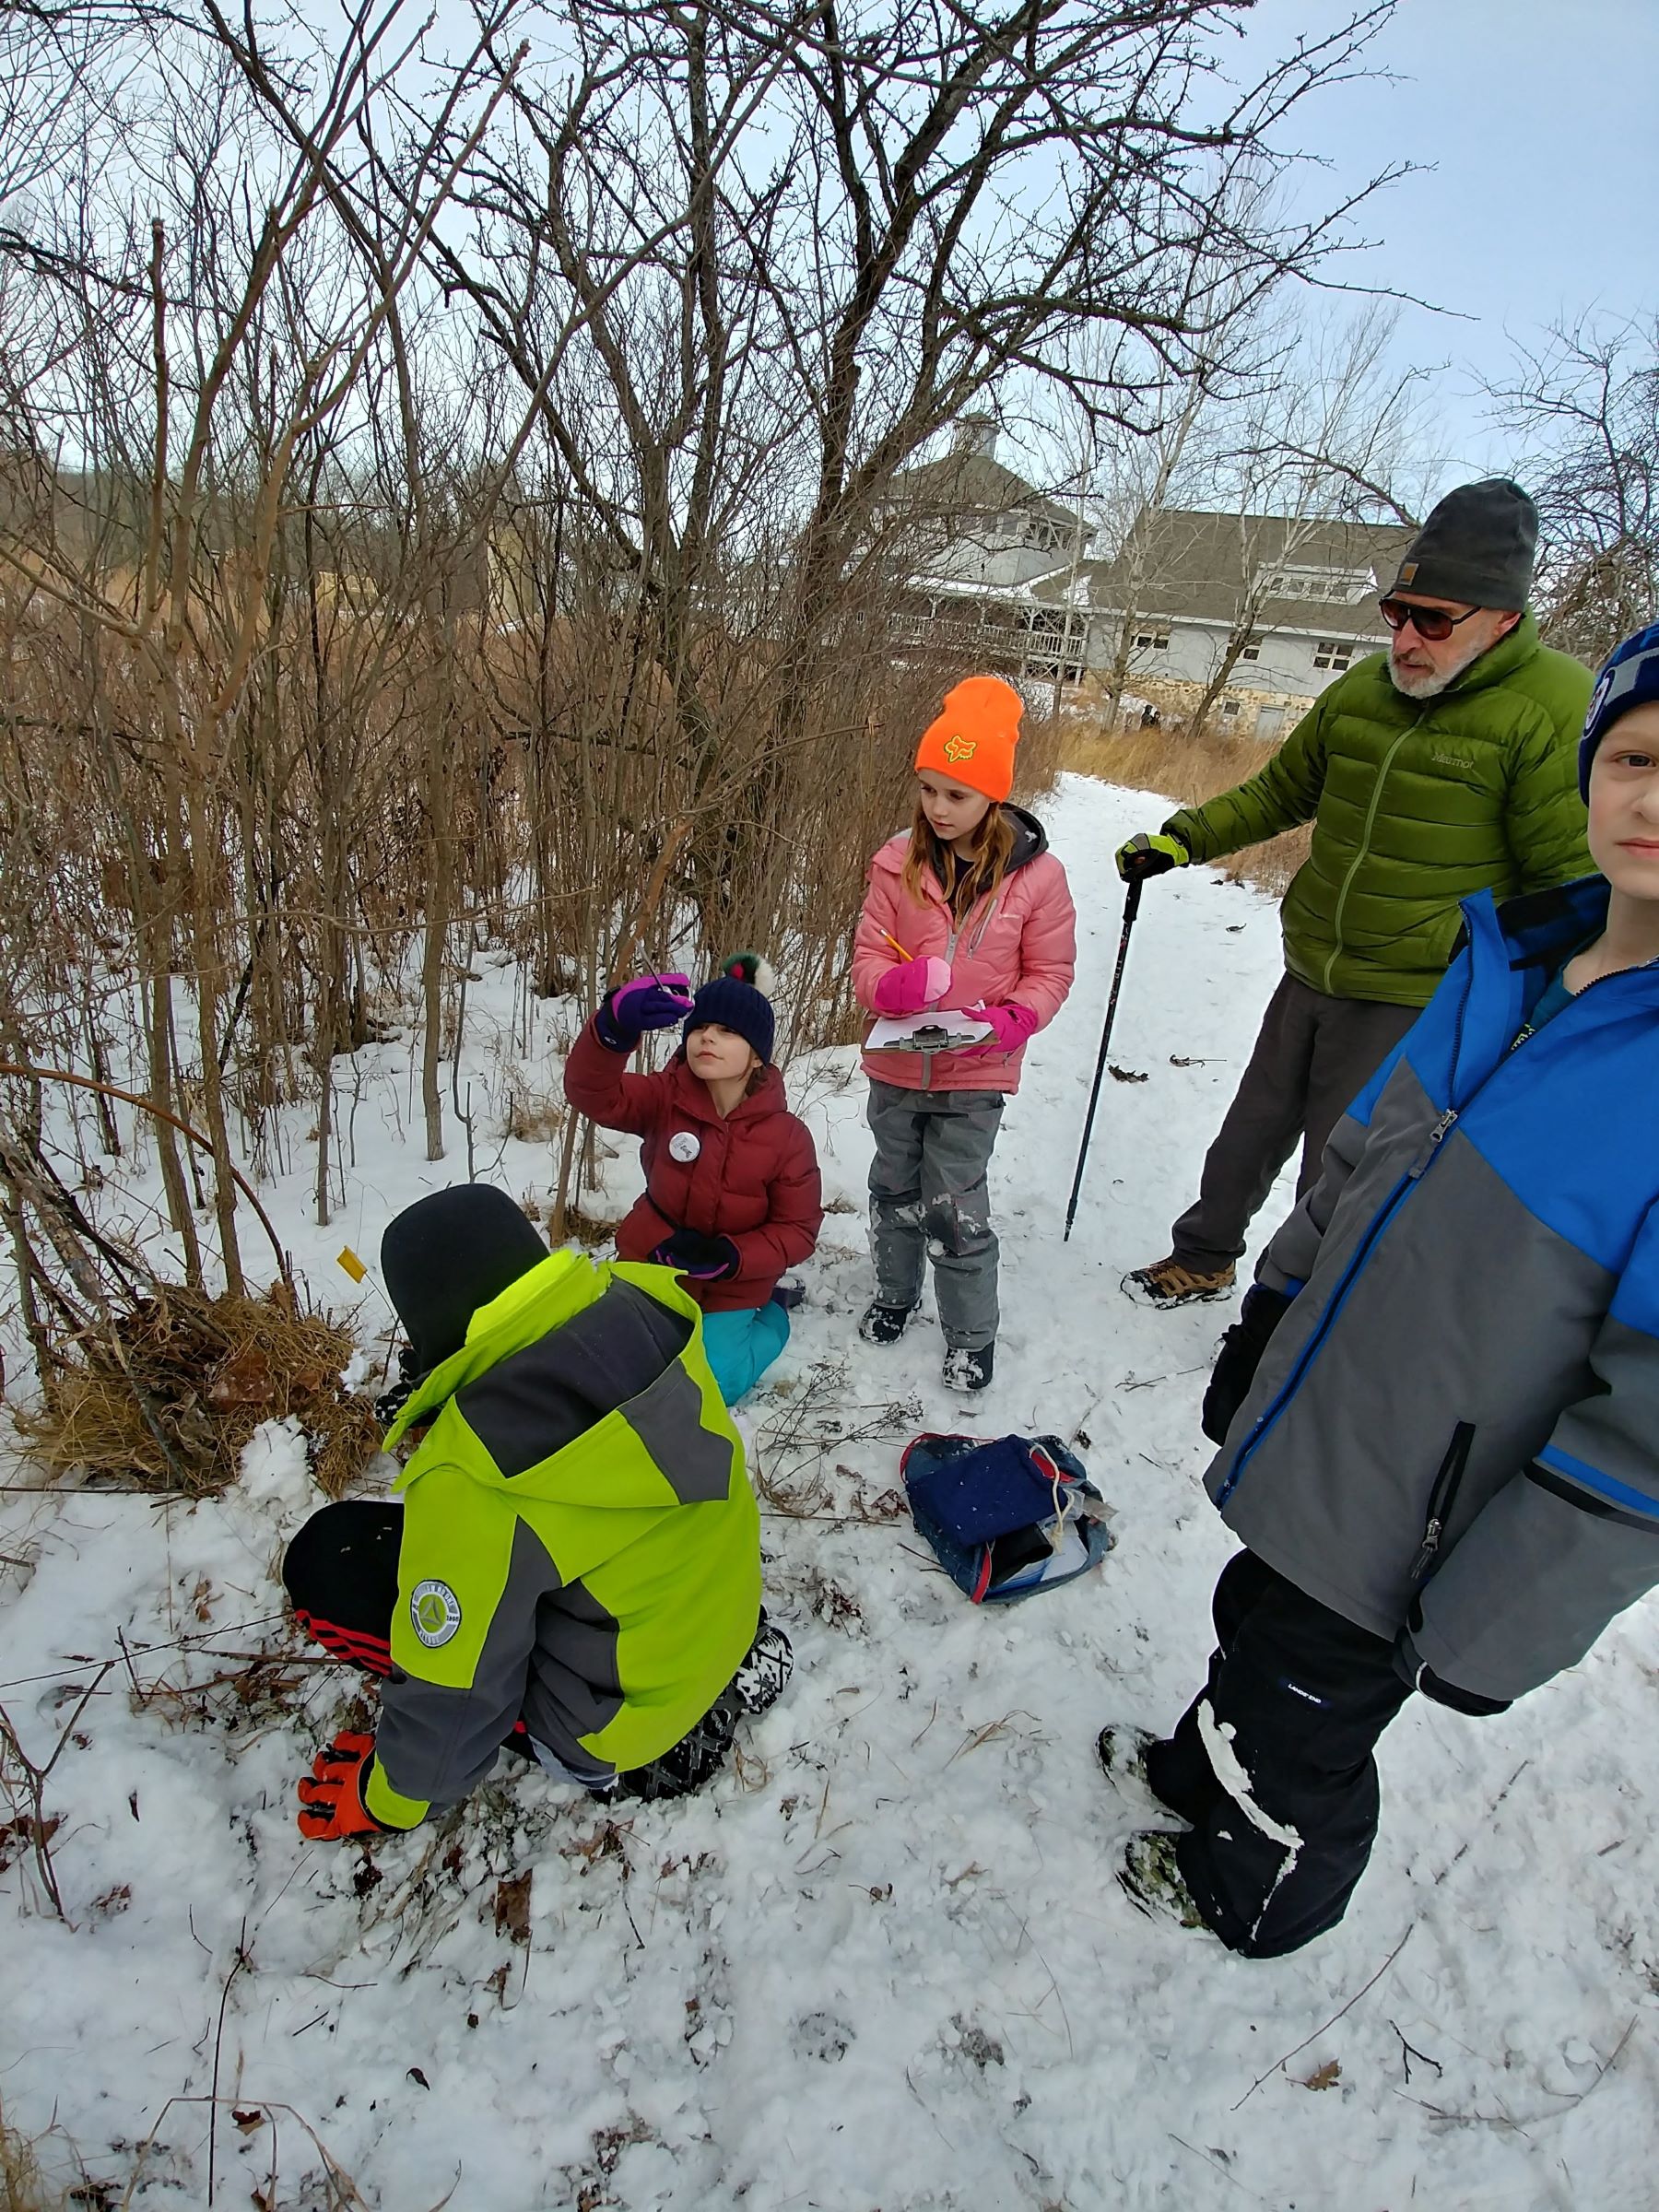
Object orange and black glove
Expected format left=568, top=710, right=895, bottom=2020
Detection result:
left=296, top=1731, right=387, bottom=1841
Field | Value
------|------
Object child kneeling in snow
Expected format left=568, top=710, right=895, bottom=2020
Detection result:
left=285, top=1185, right=790, bottom=1842
left=852, top=675, right=1076, bottom=1394
left=562, top=954, right=822, bottom=1405
left=1102, top=622, right=1659, bottom=1957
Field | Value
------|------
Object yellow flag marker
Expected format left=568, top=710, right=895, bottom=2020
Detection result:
left=336, top=1246, right=368, bottom=1283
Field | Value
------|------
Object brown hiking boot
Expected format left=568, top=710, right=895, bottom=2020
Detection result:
left=1124, top=1255, right=1236, bottom=1307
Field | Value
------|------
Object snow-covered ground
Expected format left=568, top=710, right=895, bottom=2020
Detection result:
left=3, top=772, right=1656, bottom=2209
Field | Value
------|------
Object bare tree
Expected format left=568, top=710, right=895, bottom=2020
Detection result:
left=1495, top=317, right=1659, bottom=666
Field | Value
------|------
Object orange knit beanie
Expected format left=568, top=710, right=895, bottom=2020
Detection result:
left=914, top=675, right=1024, bottom=803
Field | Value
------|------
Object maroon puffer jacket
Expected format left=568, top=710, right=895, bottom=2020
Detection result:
left=563, top=1021, right=823, bottom=1312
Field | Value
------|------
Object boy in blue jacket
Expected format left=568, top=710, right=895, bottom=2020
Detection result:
left=1098, top=623, right=1659, bottom=1957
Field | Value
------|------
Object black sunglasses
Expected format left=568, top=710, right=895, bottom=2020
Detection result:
left=1379, top=596, right=1482, bottom=643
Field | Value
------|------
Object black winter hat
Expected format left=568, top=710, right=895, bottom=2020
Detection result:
left=682, top=951, right=777, bottom=1065
left=381, top=1184, right=548, bottom=1374
left=1388, top=478, right=1538, bottom=611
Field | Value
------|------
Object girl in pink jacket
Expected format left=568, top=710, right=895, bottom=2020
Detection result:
left=852, top=676, right=1077, bottom=1392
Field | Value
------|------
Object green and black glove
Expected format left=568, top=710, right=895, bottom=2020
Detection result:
left=1114, top=830, right=1191, bottom=885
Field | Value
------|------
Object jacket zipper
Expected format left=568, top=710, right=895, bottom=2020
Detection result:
left=1409, top=1421, right=1475, bottom=1585
left=920, top=888, right=1004, bottom=1084
left=1321, top=712, right=1425, bottom=995
left=1218, top=932, right=1659, bottom=1515
left=1218, top=950, right=1476, bottom=1508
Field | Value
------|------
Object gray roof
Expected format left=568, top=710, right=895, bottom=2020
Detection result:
left=1089, top=506, right=1414, bottom=634
left=885, top=450, right=1077, bottom=529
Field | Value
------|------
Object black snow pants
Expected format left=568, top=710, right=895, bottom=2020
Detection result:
left=1144, top=1549, right=1412, bottom=1959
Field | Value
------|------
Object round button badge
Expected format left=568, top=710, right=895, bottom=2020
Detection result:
left=668, top=1130, right=701, bottom=1163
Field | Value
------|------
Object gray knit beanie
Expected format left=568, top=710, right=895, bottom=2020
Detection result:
left=1388, top=479, right=1538, bottom=611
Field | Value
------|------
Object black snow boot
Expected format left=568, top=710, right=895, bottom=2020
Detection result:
left=859, top=1301, right=915, bottom=1346
left=942, top=1342, right=994, bottom=1394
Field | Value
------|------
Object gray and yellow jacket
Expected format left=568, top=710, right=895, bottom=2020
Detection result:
left=365, top=1251, right=760, bottom=1829
left=1166, top=615, right=1592, bottom=1007
left=1209, top=877, right=1659, bottom=1705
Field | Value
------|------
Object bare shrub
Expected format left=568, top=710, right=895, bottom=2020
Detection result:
left=1061, top=719, right=1311, bottom=898
left=14, top=1285, right=380, bottom=1498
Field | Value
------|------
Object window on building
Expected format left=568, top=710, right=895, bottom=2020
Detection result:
left=1135, top=629, right=1171, bottom=651
left=1313, top=640, right=1354, bottom=672
left=1220, top=700, right=1241, bottom=719
left=1239, top=641, right=1261, bottom=662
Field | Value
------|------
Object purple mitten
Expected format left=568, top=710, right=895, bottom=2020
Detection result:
left=595, top=971, right=695, bottom=1052
left=872, top=955, right=953, bottom=1018
left=963, top=1003, right=1040, bottom=1054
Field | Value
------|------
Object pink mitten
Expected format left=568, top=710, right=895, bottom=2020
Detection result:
left=964, top=1004, right=1040, bottom=1054
left=872, top=956, right=953, bottom=1017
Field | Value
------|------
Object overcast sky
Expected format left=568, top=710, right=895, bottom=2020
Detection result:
left=1233, top=0, right=1659, bottom=484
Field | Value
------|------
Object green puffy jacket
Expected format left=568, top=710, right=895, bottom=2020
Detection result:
left=1165, top=615, right=1593, bottom=1006
left=366, top=1251, right=760, bottom=1829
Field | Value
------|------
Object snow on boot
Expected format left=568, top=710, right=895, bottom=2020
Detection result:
left=730, top=1616, right=794, bottom=1716
left=1117, top=1831, right=1209, bottom=1932
left=1095, top=1724, right=1192, bottom=1831
left=1124, top=1255, right=1236, bottom=1308
left=860, top=1300, right=915, bottom=1346
left=942, top=1342, right=994, bottom=1394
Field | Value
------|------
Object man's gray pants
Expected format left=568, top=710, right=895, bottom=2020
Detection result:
left=867, top=1081, right=1004, bottom=1350
left=1171, top=972, right=1419, bottom=1273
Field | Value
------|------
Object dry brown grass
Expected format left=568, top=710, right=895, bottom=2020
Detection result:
left=0, top=2099, right=65, bottom=2212
left=16, top=1284, right=380, bottom=1498
left=1060, top=718, right=1312, bottom=898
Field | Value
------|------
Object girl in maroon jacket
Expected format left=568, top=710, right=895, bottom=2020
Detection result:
left=564, top=956, right=824, bottom=1403
left=853, top=676, right=1077, bottom=1394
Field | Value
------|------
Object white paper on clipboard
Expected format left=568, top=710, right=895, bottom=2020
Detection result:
left=865, top=1010, right=994, bottom=1053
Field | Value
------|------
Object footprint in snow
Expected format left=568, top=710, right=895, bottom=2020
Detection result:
left=792, top=2012, right=853, bottom=2063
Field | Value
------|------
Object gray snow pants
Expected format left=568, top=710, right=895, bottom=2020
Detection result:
left=867, top=1080, right=1004, bottom=1350
left=1171, top=972, right=1420, bottom=1273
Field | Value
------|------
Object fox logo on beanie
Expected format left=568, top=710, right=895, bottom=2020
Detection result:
left=915, top=675, right=1024, bottom=803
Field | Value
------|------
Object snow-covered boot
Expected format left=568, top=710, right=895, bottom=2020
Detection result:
left=1117, top=1831, right=1209, bottom=1933
left=942, top=1342, right=994, bottom=1394
left=1124, top=1255, right=1236, bottom=1308
left=860, top=1300, right=915, bottom=1346
left=1095, top=1724, right=1192, bottom=1831
left=730, top=1615, right=794, bottom=1716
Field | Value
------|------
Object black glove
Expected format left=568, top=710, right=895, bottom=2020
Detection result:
left=1394, top=1619, right=1512, bottom=1715
left=1201, top=1284, right=1293, bottom=1445
left=649, top=1228, right=741, bottom=1281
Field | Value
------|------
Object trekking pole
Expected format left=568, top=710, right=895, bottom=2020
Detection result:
left=1063, top=877, right=1143, bottom=1243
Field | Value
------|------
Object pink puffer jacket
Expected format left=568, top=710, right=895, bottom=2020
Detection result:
left=853, top=805, right=1077, bottom=1093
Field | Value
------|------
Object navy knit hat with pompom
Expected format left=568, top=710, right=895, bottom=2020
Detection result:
left=1580, top=622, right=1659, bottom=799
left=683, top=951, right=777, bottom=1065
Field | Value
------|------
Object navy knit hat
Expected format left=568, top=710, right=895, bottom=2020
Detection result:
left=683, top=951, right=777, bottom=1065
left=1579, top=622, right=1659, bottom=798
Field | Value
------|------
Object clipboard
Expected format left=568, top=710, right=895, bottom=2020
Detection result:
left=866, top=1011, right=994, bottom=1053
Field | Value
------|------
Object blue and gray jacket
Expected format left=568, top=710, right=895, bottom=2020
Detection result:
left=1208, top=874, right=1659, bottom=1705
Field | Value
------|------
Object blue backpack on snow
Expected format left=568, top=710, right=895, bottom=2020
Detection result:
left=900, top=1431, right=1112, bottom=1605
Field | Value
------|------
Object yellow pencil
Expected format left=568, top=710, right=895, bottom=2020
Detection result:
left=880, top=931, right=914, bottom=962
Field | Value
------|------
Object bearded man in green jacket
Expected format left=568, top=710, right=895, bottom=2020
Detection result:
left=1114, top=478, right=1593, bottom=1307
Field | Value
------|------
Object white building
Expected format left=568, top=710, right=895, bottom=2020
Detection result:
left=1094, top=505, right=1415, bottom=736
left=881, top=426, right=1414, bottom=733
